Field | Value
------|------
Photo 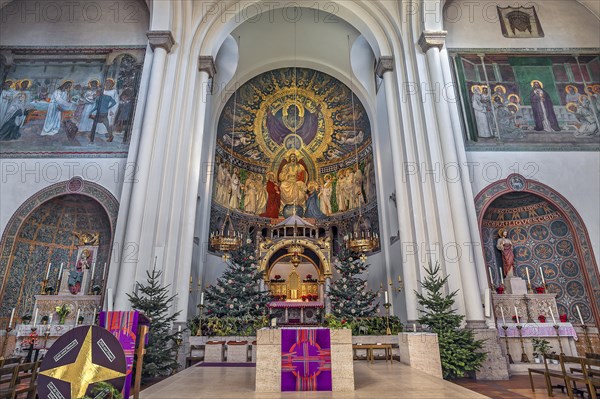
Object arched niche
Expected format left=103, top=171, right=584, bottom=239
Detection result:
left=258, top=239, right=332, bottom=281
left=0, top=178, right=118, bottom=318
left=475, top=174, right=600, bottom=327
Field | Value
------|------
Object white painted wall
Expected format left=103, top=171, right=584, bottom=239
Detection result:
left=0, top=158, right=127, bottom=231
left=0, top=0, right=149, bottom=46
left=466, top=151, right=600, bottom=268
left=445, top=0, right=600, bottom=49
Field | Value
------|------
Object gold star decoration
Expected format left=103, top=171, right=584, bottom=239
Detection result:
left=40, top=326, right=126, bottom=398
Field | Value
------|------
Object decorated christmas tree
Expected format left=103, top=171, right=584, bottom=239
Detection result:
left=415, top=262, right=486, bottom=380
left=329, top=249, right=379, bottom=318
left=127, top=267, right=181, bottom=379
left=204, top=241, right=272, bottom=318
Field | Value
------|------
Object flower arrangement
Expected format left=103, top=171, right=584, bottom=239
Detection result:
left=535, top=286, right=545, bottom=294
left=270, top=275, right=285, bottom=283
left=560, top=313, right=567, bottom=323
left=21, top=313, right=32, bottom=323
left=512, top=315, right=518, bottom=323
left=55, top=304, right=72, bottom=324
left=538, top=314, right=546, bottom=323
left=301, top=295, right=307, bottom=301
left=303, top=274, right=318, bottom=283
left=496, top=285, right=505, bottom=294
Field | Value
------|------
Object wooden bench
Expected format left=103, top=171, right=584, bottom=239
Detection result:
left=528, top=353, right=566, bottom=396
left=352, top=344, right=392, bottom=364
left=186, top=344, right=204, bottom=367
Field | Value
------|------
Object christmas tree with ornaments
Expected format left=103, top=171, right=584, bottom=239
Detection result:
left=329, top=249, right=380, bottom=318
left=204, top=240, right=272, bottom=318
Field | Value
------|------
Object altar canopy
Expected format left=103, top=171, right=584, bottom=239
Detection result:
left=281, top=328, right=332, bottom=391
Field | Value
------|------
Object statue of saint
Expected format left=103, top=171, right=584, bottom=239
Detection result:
left=496, top=229, right=515, bottom=278
left=68, top=249, right=90, bottom=294
left=278, top=150, right=308, bottom=207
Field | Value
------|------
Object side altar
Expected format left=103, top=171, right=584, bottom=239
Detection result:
left=255, top=327, right=354, bottom=392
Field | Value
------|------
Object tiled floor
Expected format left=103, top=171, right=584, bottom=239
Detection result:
left=454, top=374, right=572, bottom=399
left=140, top=361, right=490, bottom=398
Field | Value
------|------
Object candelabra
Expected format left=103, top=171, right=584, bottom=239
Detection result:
left=383, top=302, right=392, bottom=335
left=516, top=325, right=529, bottom=363
left=0, top=326, right=13, bottom=359
left=196, top=304, right=205, bottom=337
left=553, top=324, right=564, bottom=355
left=501, top=325, right=514, bottom=364
left=581, top=324, right=593, bottom=354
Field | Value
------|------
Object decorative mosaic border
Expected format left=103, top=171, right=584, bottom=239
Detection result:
left=474, top=174, right=600, bottom=327
left=0, top=178, right=119, bottom=297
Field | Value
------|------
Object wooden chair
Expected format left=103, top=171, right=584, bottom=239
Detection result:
left=0, top=364, right=19, bottom=399
left=528, top=353, right=567, bottom=396
left=13, top=362, right=39, bottom=399
left=186, top=345, right=204, bottom=368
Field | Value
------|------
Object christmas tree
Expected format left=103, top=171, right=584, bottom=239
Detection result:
left=127, top=267, right=181, bottom=379
left=415, top=262, right=486, bottom=380
left=204, top=241, right=272, bottom=318
left=329, top=249, right=379, bottom=318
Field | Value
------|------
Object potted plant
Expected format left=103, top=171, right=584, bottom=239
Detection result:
left=532, top=338, right=551, bottom=364
left=538, top=314, right=547, bottom=323
left=535, top=286, right=545, bottom=294
left=21, top=314, right=32, bottom=324
left=40, top=315, right=49, bottom=325
left=55, top=304, right=72, bottom=324
left=560, top=313, right=568, bottom=323
left=496, top=285, right=505, bottom=294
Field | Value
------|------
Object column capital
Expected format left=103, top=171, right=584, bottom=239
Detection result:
left=146, top=30, right=175, bottom=53
left=418, top=31, right=447, bottom=53
left=375, top=56, right=394, bottom=78
left=198, top=56, right=217, bottom=78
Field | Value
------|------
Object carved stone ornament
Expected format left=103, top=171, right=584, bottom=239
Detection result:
left=418, top=31, right=447, bottom=53
left=198, top=56, right=217, bottom=78
left=375, top=56, right=394, bottom=78
left=146, top=31, right=175, bottom=53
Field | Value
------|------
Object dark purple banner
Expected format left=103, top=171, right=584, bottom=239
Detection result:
left=281, top=328, right=332, bottom=391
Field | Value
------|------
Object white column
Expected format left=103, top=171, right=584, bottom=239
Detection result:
left=418, top=32, right=485, bottom=324
left=173, top=57, right=216, bottom=322
left=114, top=31, right=175, bottom=310
left=377, top=59, right=420, bottom=322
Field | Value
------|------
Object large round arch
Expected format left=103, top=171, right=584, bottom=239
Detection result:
left=474, top=173, right=600, bottom=328
left=259, top=239, right=332, bottom=281
left=0, top=178, right=119, bottom=317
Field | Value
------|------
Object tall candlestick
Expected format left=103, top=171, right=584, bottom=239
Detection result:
left=500, top=306, right=506, bottom=325
left=488, top=267, right=494, bottom=286
left=45, top=263, right=52, bottom=280
left=384, top=291, right=389, bottom=304
left=33, top=308, right=38, bottom=326
left=200, top=292, right=204, bottom=305
left=514, top=306, right=520, bottom=324
left=549, top=307, right=556, bottom=324
left=526, top=268, right=531, bottom=285
left=90, top=262, right=96, bottom=280
left=500, top=270, right=504, bottom=285
left=576, top=305, right=585, bottom=325
left=539, top=266, right=545, bottom=285
left=58, top=263, right=64, bottom=281
left=75, top=308, right=80, bottom=325
left=8, top=307, right=15, bottom=328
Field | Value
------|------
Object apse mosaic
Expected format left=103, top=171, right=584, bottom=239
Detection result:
left=0, top=50, right=144, bottom=157
left=0, top=195, right=112, bottom=317
left=210, top=68, right=378, bottom=225
left=454, top=53, right=600, bottom=149
left=482, top=192, right=595, bottom=324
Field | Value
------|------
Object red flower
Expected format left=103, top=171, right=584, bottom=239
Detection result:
left=496, top=286, right=505, bottom=294
left=306, top=274, right=313, bottom=279
left=274, top=275, right=281, bottom=280
left=535, top=287, right=545, bottom=294
left=302, top=295, right=307, bottom=301
left=560, top=313, right=567, bottom=322
left=512, top=315, right=518, bottom=322
left=538, top=315, right=547, bottom=323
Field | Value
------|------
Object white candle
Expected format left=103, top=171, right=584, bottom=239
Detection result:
left=75, top=309, right=80, bottom=325
left=413, top=323, right=417, bottom=332
left=500, top=270, right=504, bottom=285
left=549, top=307, right=556, bottom=324
left=58, top=263, right=64, bottom=281
left=200, top=292, right=204, bottom=305
left=8, top=307, right=15, bottom=328
left=45, top=263, right=52, bottom=280
left=33, top=308, right=38, bottom=326
left=178, top=325, right=182, bottom=332
left=488, top=267, right=494, bottom=286
left=90, top=262, right=96, bottom=280
left=102, top=262, right=107, bottom=278
left=384, top=291, right=389, bottom=304
left=526, top=268, right=531, bottom=285
left=576, top=305, right=584, bottom=325
left=49, top=314, right=53, bottom=325
left=539, top=267, right=545, bottom=285
left=514, top=306, right=520, bottom=324
left=92, top=308, right=96, bottom=324
left=500, top=306, right=506, bottom=325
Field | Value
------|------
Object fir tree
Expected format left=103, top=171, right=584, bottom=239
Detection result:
left=205, top=241, right=272, bottom=318
left=127, top=267, right=181, bottom=379
left=415, top=262, right=487, bottom=380
left=329, top=249, right=379, bottom=319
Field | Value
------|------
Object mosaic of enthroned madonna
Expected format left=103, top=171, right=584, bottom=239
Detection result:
left=209, top=68, right=379, bottom=251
